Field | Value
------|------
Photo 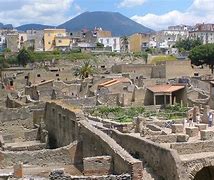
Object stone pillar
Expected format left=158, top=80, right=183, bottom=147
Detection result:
left=193, top=106, right=199, bottom=122
left=169, top=94, right=172, bottom=105
left=154, top=94, right=156, bottom=105
left=202, top=105, right=210, bottom=124
left=173, top=96, right=176, bottom=104
left=164, top=95, right=166, bottom=106
left=14, top=162, right=23, bottom=178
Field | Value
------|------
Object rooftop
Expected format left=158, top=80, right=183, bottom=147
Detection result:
left=147, top=84, right=185, bottom=93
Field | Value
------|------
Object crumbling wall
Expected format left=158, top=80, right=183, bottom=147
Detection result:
left=110, top=129, right=186, bottom=180
left=44, top=101, right=143, bottom=179
left=62, top=97, right=97, bottom=107
left=190, top=78, right=210, bottom=93
left=0, top=107, right=34, bottom=129
left=44, top=102, right=84, bottom=148
left=170, top=141, right=214, bottom=155
left=6, top=93, right=25, bottom=108
left=80, top=121, right=143, bottom=179
left=0, top=141, right=82, bottom=168
left=25, top=80, right=54, bottom=100
left=97, top=93, right=119, bottom=106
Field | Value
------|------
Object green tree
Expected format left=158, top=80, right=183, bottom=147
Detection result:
left=175, top=38, right=202, bottom=52
left=17, top=48, right=32, bottom=66
left=74, top=60, right=94, bottom=79
left=189, top=44, right=214, bottom=73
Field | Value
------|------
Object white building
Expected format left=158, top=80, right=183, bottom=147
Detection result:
left=98, top=37, right=121, bottom=52
left=189, top=24, right=214, bottom=44
left=0, top=35, right=6, bottom=52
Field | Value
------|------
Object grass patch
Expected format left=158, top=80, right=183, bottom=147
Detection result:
left=151, top=55, right=176, bottom=64
left=31, top=52, right=93, bottom=62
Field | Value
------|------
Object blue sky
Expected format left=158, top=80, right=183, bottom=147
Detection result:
left=78, top=0, right=193, bottom=17
left=0, top=0, right=213, bottom=30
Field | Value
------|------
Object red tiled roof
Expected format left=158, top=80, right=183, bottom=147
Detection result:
left=147, top=84, right=185, bottom=93
left=98, top=78, right=131, bottom=88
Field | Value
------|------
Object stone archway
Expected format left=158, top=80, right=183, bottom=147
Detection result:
left=193, top=166, right=214, bottom=180
left=187, top=159, right=214, bottom=180
left=188, top=161, right=214, bottom=180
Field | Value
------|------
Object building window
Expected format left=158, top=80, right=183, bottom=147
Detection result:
left=37, top=74, right=41, bottom=77
left=48, top=41, right=51, bottom=44
left=48, top=33, right=50, bottom=36
left=106, top=39, right=109, bottom=44
left=58, top=40, right=62, bottom=43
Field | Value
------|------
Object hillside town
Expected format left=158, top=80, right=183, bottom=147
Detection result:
left=1, top=6, right=214, bottom=180
left=0, top=23, right=213, bottom=54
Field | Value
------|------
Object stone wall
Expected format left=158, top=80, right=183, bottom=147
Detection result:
left=44, top=101, right=143, bottom=179
left=6, top=93, right=25, bottom=108
left=44, top=101, right=83, bottom=148
left=25, top=80, right=54, bottom=100
left=111, top=64, right=153, bottom=78
left=151, top=64, right=166, bottom=78
left=170, top=141, right=214, bottom=155
left=80, top=121, right=143, bottom=179
left=190, top=78, right=210, bottom=93
left=62, top=97, right=97, bottom=107
left=0, top=141, right=82, bottom=168
left=109, top=129, right=185, bottom=180
left=165, top=61, right=194, bottom=79
left=83, top=156, right=111, bottom=176
left=0, top=107, right=34, bottom=129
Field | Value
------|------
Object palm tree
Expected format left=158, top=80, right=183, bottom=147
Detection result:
left=74, top=60, right=94, bottom=79
left=121, top=36, right=129, bottom=53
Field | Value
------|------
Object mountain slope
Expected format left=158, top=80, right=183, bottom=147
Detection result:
left=0, top=23, right=13, bottom=29
left=58, top=11, right=153, bottom=36
left=16, top=24, right=55, bottom=31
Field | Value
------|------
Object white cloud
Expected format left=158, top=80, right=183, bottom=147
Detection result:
left=0, top=0, right=82, bottom=26
left=119, top=0, right=146, bottom=8
left=131, top=0, right=214, bottom=30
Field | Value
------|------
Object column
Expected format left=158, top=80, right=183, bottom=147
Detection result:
left=164, top=95, right=167, bottom=106
left=154, top=94, right=156, bottom=105
left=169, top=94, right=172, bottom=105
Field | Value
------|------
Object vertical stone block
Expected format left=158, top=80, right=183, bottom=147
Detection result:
left=171, top=124, right=184, bottom=134
left=201, top=130, right=214, bottom=140
left=185, top=127, right=199, bottom=137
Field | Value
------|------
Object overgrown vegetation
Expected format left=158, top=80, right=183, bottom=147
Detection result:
left=90, top=104, right=188, bottom=123
left=175, top=38, right=202, bottom=52
left=151, top=55, right=176, bottom=64
left=90, top=106, right=145, bottom=123
left=0, top=49, right=93, bottom=67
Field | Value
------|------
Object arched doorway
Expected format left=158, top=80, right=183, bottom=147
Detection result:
left=194, top=166, right=214, bottom=180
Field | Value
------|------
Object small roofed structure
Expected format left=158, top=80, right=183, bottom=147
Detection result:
left=146, top=84, right=186, bottom=106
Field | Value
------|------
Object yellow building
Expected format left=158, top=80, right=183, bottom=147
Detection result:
left=55, top=36, right=71, bottom=48
left=44, top=29, right=68, bottom=51
left=129, top=33, right=150, bottom=52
